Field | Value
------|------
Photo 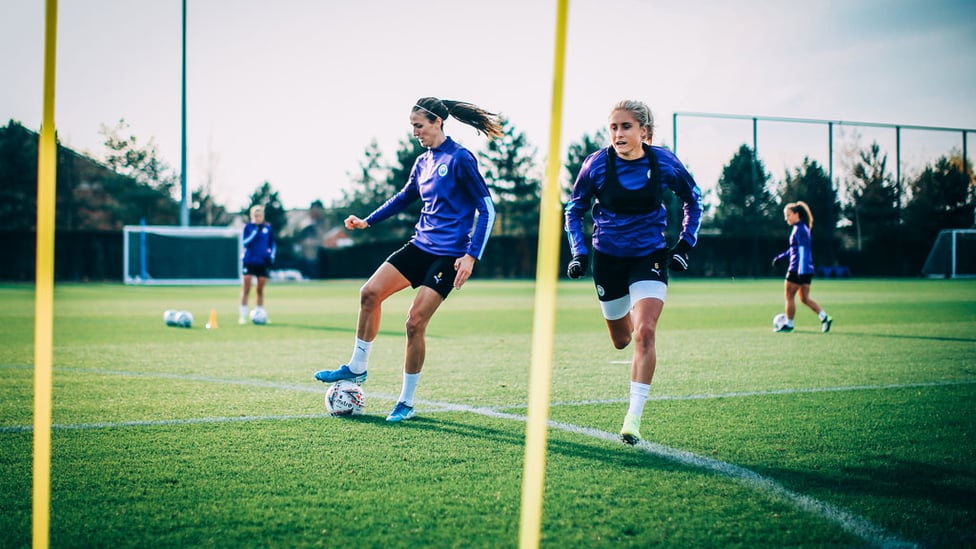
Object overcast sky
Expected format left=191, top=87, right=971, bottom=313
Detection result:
left=4, top=0, right=976, bottom=211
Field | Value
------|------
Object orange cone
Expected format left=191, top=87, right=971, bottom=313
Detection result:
left=206, top=309, right=218, bottom=329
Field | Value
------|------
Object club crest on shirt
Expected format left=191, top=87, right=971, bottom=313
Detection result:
left=437, top=164, right=448, bottom=177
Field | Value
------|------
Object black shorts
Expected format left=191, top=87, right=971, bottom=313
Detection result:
left=243, top=263, right=269, bottom=278
left=387, top=242, right=457, bottom=299
left=786, top=271, right=814, bottom=285
left=592, top=248, right=670, bottom=302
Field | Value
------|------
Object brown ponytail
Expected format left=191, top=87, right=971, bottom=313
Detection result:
left=413, top=97, right=503, bottom=139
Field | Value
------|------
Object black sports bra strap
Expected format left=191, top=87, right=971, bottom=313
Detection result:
left=598, top=144, right=662, bottom=214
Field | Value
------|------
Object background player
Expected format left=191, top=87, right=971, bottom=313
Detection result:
left=772, top=201, right=833, bottom=333
left=240, top=204, right=276, bottom=324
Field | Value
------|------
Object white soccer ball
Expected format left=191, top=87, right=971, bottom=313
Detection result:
left=772, top=313, right=788, bottom=331
left=249, top=308, right=268, bottom=325
left=163, top=309, right=180, bottom=326
left=325, top=380, right=365, bottom=417
left=176, top=310, right=193, bottom=328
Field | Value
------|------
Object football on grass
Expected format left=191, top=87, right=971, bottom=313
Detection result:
left=772, top=313, right=788, bottom=331
left=325, top=380, right=365, bottom=416
left=164, top=310, right=193, bottom=328
left=163, top=309, right=179, bottom=326
left=249, top=308, right=268, bottom=325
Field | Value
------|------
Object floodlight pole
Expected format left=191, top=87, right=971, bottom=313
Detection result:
left=179, top=0, right=189, bottom=226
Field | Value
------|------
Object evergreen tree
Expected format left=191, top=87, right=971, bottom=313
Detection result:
left=710, top=145, right=777, bottom=275
left=903, top=153, right=976, bottom=245
left=842, top=142, right=898, bottom=250
left=100, top=119, right=177, bottom=196
left=711, top=144, right=778, bottom=236
left=478, top=119, right=541, bottom=236
left=0, top=121, right=41, bottom=230
left=98, top=119, right=179, bottom=226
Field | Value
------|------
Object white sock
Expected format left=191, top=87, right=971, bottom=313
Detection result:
left=348, top=338, right=372, bottom=373
left=626, top=381, right=651, bottom=417
left=398, top=372, right=421, bottom=406
left=818, top=310, right=827, bottom=321
left=239, top=305, right=248, bottom=318
left=786, top=318, right=795, bottom=327
left=256, top=305, right=265, bottom=313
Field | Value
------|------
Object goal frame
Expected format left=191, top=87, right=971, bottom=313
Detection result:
left=921, top=228, right=976, bottom=279
left=123, top=225, right=243, bottom=285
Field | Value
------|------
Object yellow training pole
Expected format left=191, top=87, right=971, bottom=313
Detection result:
left=34, top=1, right=59, bottom=548
left=518, top=0, right=568, bottom=547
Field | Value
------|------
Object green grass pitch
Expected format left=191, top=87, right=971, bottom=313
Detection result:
left=1, top=278, right=974, bottom=547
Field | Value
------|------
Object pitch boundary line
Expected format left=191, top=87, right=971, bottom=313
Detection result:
left=1, top=366, right=928, bottom=547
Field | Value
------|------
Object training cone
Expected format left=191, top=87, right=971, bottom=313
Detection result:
left=206, top=309, right=218, bottom=330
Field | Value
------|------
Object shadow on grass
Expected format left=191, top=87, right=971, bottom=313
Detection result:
left=386, top=414, right=695, bottom=473
left=755, top=457, right=976, bottom=545
left=766, top=456, right=976, bottom=510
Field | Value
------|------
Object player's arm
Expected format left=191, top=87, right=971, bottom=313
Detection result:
left=344, top=215, right=369, bottom=230
left=460, top=153, right=495, bottom=262
left=453, top=254, right=476, bottom=289
left=362, top=166, right=422, bottom=228
left=241, top=224, right=258, bottom=247
left=267, top=225, right=277, bottom=265
left=667, top=155, right=703, bottom=249
left=564, top=157, right=596, bottom=258
left=564, top=157, right=597, bottom=278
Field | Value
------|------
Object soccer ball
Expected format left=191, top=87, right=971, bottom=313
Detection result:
left=164, top=309, right=192, bottom=328
left=163, top=309, right=180, bottom=326
left=325, top=380, right=365, bottom=416
left=249, top=308, right=268, bottom=325
left=772, top=313, right=788, bottom=331
left=176, top=310, right=193, bottom=328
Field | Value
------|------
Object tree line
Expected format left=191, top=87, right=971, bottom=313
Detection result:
left=1, top=117, right=973, bottom=277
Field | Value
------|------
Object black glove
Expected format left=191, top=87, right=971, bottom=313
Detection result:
left=567, top=255, right=589, bottom=279
left=771, top=256, right=781, bottom=267
left=669, top=240, right=692, bottom=272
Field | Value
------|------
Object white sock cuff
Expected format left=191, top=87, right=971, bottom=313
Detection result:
left=399, top=372, right=422, bottom=406
left=349, top=338, right=373, bottom=371
left=627, top=381, right=651, bottom=417
left=630, top=381, right=651, bottom=397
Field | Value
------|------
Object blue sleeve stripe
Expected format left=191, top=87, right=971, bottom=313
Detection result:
left=473, top=196, right=495, bottom=260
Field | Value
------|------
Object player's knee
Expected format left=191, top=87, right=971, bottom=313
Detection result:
left=404, top=315, right=428, bottom=338
left=632, top=323, right=656, bottom=347
left=359, top=284, right=382, bottom=310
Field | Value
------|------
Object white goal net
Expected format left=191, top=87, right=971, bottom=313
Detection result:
left=123, top=225, right=242, bottom=285
left=921, top=229, right=976, bottom=279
